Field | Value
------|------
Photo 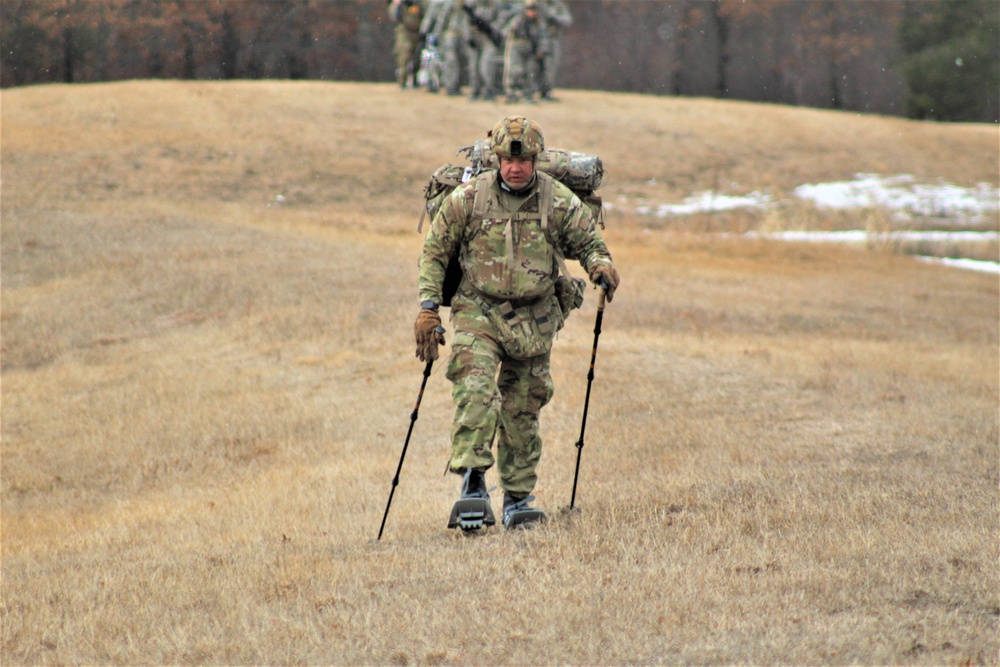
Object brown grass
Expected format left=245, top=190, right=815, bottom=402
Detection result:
left=2, top=81, right=998, bottom=665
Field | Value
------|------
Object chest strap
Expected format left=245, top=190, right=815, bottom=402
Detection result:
left=472, top=172, right=559, bottom=283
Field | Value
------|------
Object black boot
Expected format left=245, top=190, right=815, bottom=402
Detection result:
left=465, top=468, right=489, bottom=498
left=502, top=493, right=546, bottom=529
left=447, top=468, right=496, bottom=531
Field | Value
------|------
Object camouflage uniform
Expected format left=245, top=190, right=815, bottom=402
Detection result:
left=462, top=0, right=501, bottom=100
left=538, top=0, right=571, bottom=99
left=389, top=0, right=426, bottom=88
left=499, top=0, right=550, bottom=102
left=418, top=167, right=613, bottom=497
left=420, top=0, right=466, bottom=95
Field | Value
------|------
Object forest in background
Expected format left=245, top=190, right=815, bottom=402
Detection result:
left=1, top=0, right=998, bottom=122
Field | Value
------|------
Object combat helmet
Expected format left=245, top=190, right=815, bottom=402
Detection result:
left=489, top=116, right=545, bottom=159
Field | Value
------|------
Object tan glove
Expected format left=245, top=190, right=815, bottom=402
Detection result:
left=589, top=264, right=620, bottom=302
left=414, top=308, right=446, bottom=362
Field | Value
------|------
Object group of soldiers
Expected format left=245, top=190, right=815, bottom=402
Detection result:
left=389, top=0, right=572, bottom=103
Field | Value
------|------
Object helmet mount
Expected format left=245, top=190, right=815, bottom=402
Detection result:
left=489, top=116, right=544, bottom=160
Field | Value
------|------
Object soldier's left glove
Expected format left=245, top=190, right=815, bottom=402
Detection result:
left=589, top=264, right=620, bottom=302
left=414, top=308, right=446, bottom=362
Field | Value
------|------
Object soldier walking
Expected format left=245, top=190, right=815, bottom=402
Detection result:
left=461, top=0, right=501, bottom=100
left=421, top=0, right=466, bottom=95
left=389, top=0, right=426, bottom=88
left=414, top=116, right=620, bottom=530
left=538, top=0, right=571, bottom=100
left=500, top=0, right=550, bottom=103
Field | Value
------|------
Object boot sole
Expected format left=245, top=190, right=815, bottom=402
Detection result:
left=448, top=498, right=496, bottom=531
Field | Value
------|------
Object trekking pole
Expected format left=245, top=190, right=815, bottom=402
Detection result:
left=568, top=282, right=608, bottom=510
left=377, top=333, right=441, bottom=541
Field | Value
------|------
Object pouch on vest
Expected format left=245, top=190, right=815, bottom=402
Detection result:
left=554, top=275, right=586, bottom=318
left=485, top=293, right=563, bottom=360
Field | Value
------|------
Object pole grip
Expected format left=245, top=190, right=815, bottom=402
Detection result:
left=597, top=277, right=609, bottom=311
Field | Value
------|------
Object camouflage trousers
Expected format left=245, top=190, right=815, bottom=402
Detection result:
left=445, top=293, right=555, bottom=497
left=503, top=39, right=543, bottom=101
left=394, top=27, right=422, bottom=86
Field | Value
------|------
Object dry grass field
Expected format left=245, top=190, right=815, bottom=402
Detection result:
left=2, top=80, right=998, bottom=665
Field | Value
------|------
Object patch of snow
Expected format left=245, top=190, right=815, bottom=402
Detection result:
left=746, top=230, right=866, bottom=242
left=628, top=173, right=999, bottom=223
left=624, top=174, right=999, bottom=274
left=793, top=174, right=998, bottom=222
left=639, top=191, right=773, bottom=217
left=747, top=230, right=999, bottom=243
left=916, top=256, right=1000, bottom=274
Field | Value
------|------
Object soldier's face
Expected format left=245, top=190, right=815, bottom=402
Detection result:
left=499, top=156, right=534, bottom=190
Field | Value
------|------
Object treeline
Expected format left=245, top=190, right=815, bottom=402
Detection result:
left=2, top=0, right=997, bottom=122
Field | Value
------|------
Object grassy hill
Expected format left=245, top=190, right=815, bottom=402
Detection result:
left=2, top=81, right=997, bottom=664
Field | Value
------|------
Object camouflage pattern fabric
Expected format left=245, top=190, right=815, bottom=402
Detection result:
left=418, top=167, right=613, bottom=498
left=478, top=39, right=503, bottom=100
left=462, top=0, right=500, bottom=99
left=390, top=0, right=426, bottom=87
left=420, top=0, right=466, bottom=94
left=445, top=295, right=553, bottom=496
left=499, top=2, right=550, bottom=101
left=418, top=171, right=611, bottom=304
left=538, top=0, right=572, bottom=97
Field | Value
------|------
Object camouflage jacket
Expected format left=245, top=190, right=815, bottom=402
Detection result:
left=500, top=6, right=549, bottom=53
left=541, top=0, right=572, bottom=29
left=461, top=0, right=500, bottom=44
left=420, top=0, right=464, bottom=39
left=418, top=170, right=612, bottom=304
left=390, top=0, right=426, bottom=32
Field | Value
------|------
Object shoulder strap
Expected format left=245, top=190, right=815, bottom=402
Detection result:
left=472, top=170, right=496, bottom=219
left=465, top=170, right=574, bottom=280
left=539, top=173, right=552, bottom=239
left=537, top=173, right=574, bottom=281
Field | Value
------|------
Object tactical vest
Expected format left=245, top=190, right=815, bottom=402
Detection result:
left=460, top=170, right=560, bottom=302
left=420, top=144, right=601, bottom=307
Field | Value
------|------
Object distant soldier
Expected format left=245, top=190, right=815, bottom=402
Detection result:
left=389, top=0, right=426, bottom=89
left=461, top=0, right=501, bottom=100
left=483, top=0, right=516, bottom=100
left=538, top=0, right=571, bottom=100
left=421, top=0, right=466, bottom=95
left=500, top=0, right=550, bottom=103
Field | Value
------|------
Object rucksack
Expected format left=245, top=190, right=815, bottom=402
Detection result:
left=419, top=139, right=605, bottom=232
left=419, top=140, right=605, bottom=308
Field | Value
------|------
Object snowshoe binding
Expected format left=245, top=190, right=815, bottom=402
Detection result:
left=448, top=468, right=496, bottom=532
left=502, top=493, right=546, bottom=530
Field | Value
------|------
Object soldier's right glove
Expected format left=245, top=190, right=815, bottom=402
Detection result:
left=589, top=264, right=620, bottom=302
left=414, top=308, right=446, bottom=362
